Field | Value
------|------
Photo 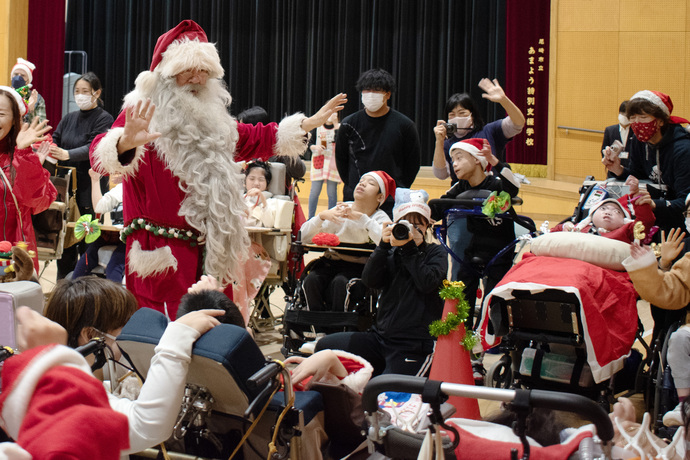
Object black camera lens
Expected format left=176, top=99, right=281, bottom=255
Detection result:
left=391, top=223, right=410, bottom=240
left=443, top=123, right=457, bottom=135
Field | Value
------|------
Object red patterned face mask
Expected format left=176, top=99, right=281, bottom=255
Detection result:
left=631, top=119, right=659, bottom=142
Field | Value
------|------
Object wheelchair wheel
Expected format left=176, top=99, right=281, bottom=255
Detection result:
left=487, top=355, right=513, bottom=389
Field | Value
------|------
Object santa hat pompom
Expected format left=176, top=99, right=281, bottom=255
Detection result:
left=393, top=188, right=432, bottom=223
left=449, top=138, right=489, bottom=170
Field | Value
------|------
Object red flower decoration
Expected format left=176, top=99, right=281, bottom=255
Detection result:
left=0, top=241, right=12, bottom=252
left=312, top=233, right=340, bottom=246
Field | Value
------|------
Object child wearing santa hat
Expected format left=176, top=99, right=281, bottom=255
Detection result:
left=299, top=170, right=394, bottom=312
left=10, top=58, right=45, bottom=123
left=433, top=138, right=521, bottom=383
left=315, top=188, right=448, bottom=377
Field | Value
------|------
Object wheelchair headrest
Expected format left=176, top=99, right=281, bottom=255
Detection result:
left=267, top=162, right=287, bottom=197
left=117, top=308, right=266, bottom=416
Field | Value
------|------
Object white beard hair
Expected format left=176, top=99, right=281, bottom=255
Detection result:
left=148, top=77, right=249, bottom=286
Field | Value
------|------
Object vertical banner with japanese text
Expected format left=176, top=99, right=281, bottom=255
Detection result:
left=504, top=0, right=550, bottom=175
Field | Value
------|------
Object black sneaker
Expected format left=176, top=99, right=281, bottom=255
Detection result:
left=472, top=363, right=486, bottom=386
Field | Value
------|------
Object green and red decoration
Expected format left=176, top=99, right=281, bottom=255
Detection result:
left=481, top=190, right=512, bottom=219
left=74, top=214, right=101, bottom=243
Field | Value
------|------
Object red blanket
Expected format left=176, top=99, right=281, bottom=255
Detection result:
left=478, top=253, right=638, bottom=383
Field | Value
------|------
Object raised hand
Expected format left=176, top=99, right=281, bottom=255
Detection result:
left=659, top=228, right=686, bottom=269
left=301, top=93, right=348, bottom=133
left=118, top=99, right=161, bottom=153
left=35, top=141, right=51, bottom=165
left=16, top=118, right=50, bottom=149
left=629, top=240, right=653, bottom=260
left=479, top=78, right=507, bottom=103
left=174, top=309, right=224, bottom=336
left=477, top=139, right=498, bottom=167
left=624, top=175, right=639, bottom=196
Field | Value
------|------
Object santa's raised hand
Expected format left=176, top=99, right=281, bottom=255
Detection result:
left=117, top=99, right=161, bottom=154
left=301, top=93, right=347, bottom=133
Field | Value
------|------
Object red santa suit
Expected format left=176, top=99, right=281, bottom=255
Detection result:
left=90, top=21, right=307, bottom=317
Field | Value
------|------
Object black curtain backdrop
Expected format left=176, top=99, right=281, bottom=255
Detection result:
left=65, top=0, right=506, bottom=166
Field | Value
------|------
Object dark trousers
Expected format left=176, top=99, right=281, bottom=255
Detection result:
left=72, top=239, right=126, bottom=283
left=302, top=259, right=365, bottom=312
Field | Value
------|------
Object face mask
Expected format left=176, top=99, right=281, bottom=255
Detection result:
left=618, top=114, right=629, bottom=126
left=361, top=92, right=385, bottom=112
left=74, top=94, right=94, bottom=110
left=449, top=116, right=473, bottom=137
left=631, top=119, right=658, bottom=143
left=11, top=75, right=26, bottom=89
left=686, top=216, right=690, bottom=234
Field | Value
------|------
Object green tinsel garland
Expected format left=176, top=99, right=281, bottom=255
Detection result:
left=429, top=280, right=478, bottom=351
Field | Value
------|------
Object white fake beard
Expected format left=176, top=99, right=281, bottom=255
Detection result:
left=149, top=77, right=249, bottom=286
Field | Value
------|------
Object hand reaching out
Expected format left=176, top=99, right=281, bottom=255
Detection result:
left=284, top=349, right=347, bottom=390
left=16, top=118, right=51, bottom=149
left=301, top=93, right=348, bottom=133
left=659, top=228, right=686, bottom=270
left=477, top=139, right=498, bottom=167
left=478, top=78, right=507, bottom=104
left=188, top=275, right=222, bottom=294
left=35, top=141, right=51, bottom=165
left=624, top=175, right=639, bottom=196
left=629, top=240, right=653, bottom=260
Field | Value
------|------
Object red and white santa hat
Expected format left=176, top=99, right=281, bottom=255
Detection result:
left=149, top=20, right=224, bottom=79
left=11, top=58, right=35, bottom=84
left=393, top=188, right=432, bottom=223
left=575, top=197, right=632, bottom=231
left=0, top=85, right=27, bottom=116
left=362, top=170, right=396, bottom=199
left=630, top=90, right=689, bottom=124
left=449, top=138, right=488, bottom=170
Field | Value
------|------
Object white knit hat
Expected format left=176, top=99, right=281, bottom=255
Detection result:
left=576, top=198, right=632, bottom=231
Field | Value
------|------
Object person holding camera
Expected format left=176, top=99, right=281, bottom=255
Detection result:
left=432, top=78, right=525, bottom=182
left=315, top=189, right=447, bottom=377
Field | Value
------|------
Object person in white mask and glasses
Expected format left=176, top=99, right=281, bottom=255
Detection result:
left=335, top=68, right=421, bottom=217
left=432, top=78, right=525, bottom=184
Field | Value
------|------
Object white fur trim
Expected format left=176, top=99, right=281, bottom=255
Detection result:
left=157, top=38, right=224, bottom=79
left=621, top=250, right=657, bottom=272
left=331, top=349, right=374, bottom=395
left=92, top=127, right=146, bottom=178
left=363, top=172, right=386, bottom=197
left=0, top=86, right=26, bottom=117
left=1, top=346, right=92, bottom=439
left=0, top=442, right=32, bottom=459
left=127, top=240, right=178, bottom=278
left=631, top=90, right=670, bottom=116
left=274, top=113, right=308, bottom=157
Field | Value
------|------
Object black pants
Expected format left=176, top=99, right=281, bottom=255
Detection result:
left=315, top=330, right=434, bottom=377
left=302, top=258, right=365, bottom=312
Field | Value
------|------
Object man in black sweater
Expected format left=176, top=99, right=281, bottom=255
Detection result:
left=335, top=69, right=421, bottom=217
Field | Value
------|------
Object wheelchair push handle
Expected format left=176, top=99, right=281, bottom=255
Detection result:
left=247, top=361, right=283, bottom=391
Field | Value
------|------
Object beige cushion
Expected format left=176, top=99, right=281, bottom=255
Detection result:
left=530, top=232, right=630, bottom=271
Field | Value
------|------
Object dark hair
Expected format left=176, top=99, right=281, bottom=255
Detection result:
left=44, top=277, right=139, bottom=348
left=74, top=72, right=104, bottom=107
left=0, top=89, right=22, bottom=154
left=485, top=407, right=566, bottom=447
left=444, top=93, right=486, bottom=131
left=626, top=98, right=670, bottom=124
left=244, top=160, right=272, bottom=185
left=356, top=69, right=396, bottom=94
left=177, top=290, right=245, bottom=328
left=237, top=106, right=269, bottom=125
left=618, top=100, right=628, bottom=113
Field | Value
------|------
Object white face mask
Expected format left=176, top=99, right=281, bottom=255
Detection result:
left=685, top=216, right=690, bottom=234
left=449, top=116, right=473, bottom=137
left=618, top=114, right=629, bottom=126
left=361, top=92, right=385, bottom=112
left=74, top=94, right=95, bottom=110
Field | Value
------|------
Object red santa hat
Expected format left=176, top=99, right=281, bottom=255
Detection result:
left=362, top=170, right=396, bottom=199
left=0, top=344, right=130, bottom=459
left=149, top=20, right=224, bottom=79
left=630, top=90, right=689, bottom=124
left=449, top=138, right=488, bottom=170
left=575, top=197, right=632, bottom=231
left=0, top=85, right=27, bottom=116
left=11, top=58, right=35, bottom=84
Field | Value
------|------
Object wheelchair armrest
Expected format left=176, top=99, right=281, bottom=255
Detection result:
left=48, top=201, right=66, bottom=213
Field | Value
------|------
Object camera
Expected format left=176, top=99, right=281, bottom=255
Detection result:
left=391, top=220, right=414, bottom=240
left=442, top=123, right=457, bottom=136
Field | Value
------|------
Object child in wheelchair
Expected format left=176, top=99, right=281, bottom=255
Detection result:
left=299, top=170, right=394, bottom=312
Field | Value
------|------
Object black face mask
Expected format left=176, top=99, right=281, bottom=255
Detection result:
left=11, top=75, right=26, bottom=89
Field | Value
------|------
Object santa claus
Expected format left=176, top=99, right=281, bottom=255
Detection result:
left=90, top=20, right=345, bottom=317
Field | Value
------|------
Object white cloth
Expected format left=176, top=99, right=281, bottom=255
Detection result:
left=109, top=321, right=200, bottom=455
left=95, top=183, right=123, bottom=215
left=299, top=203, right=390, bottom=245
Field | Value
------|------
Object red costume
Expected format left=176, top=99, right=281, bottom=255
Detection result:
left=90, top=21, right=307, bottom=316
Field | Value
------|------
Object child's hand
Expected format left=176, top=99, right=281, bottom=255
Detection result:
left=285, top=349, right=346, bottom=389
left=319, top=204, right=347, bottom=223
left=562, top=221, right=575, bottom=232
left=624, top=175, right=639, bottom=196
left=245, top=188, right=267, bottom=209
left=633, top=189, right=655, bottom=208
left=188, top=275, right=221, bottom=294
left=659, top=228, right=686, bottom=270
left=88, top=168, right=101, bottom=182
left=15, top=306, right=67, bottom=350
left=175, top=309, right=223, bottom=335
left=629, top=241, right=653, bottom=260
left=477, top=139, right=498, bottom=167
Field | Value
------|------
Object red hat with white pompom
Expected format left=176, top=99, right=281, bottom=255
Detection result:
left=449, top=138, right=488, bottom=170
left=362, top=170, right=396, bottom=199
left=630, top=90, right=689, bottom=124
left=11, top=58, right=35, bottom=84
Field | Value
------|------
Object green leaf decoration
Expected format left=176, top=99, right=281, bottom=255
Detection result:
left=481, top=191, right=512, bottom=218
left=74, top=214, right=101, bottom=243
left=429, top=280, right=472, bottom=338
left=460, top=329, right=480, bottom=352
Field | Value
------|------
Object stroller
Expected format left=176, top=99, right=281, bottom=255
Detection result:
left=362, top=374, right=616, bottom=459
left=281, top=239, right=378, bottom=356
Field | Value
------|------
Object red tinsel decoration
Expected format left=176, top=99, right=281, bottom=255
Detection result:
left=311, top=233, right=340, bottom=246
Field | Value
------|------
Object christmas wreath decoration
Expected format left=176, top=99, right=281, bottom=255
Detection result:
left=481, top=191, right=512, bottom=218
left=428, top=280, right=479, bottom=351
left=74, top=214, right=101, bottom=244
left=312, top=233, right=340, bottom=246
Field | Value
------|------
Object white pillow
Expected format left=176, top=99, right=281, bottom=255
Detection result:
left=530, top=232, right=630, bottom=271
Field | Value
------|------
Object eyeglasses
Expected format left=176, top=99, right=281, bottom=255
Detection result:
left=92, top=328, right=118, bottom=341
